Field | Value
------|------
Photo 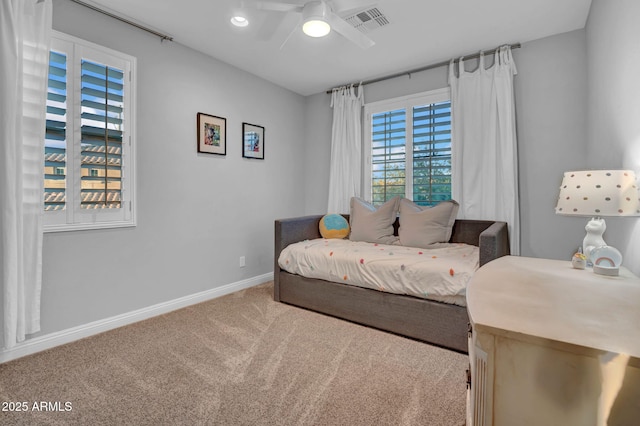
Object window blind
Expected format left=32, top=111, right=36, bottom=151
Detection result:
left=367, top=95, right=451, bottom=207
left=371, top=108, right=406, bottom=205
left=80, top=59, right=124, bottom=209
left=44, top=50, right=67, bottom=211
left=412, top=101, right=451, bottom=206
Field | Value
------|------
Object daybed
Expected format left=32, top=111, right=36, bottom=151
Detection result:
left=274, top=213, right=510, bottom=353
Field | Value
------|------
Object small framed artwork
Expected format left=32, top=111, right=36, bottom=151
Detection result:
left=242, top=122, right=264, bottom=160
left=197, top=112, right=226, bottom=155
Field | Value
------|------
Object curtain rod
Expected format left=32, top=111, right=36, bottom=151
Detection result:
left=326, top=42, right=521, bottom=94
left=69, top=0, right=174, bottom=42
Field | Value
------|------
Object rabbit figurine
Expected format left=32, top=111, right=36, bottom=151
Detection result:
left=583, top=218, right=606, bottom=261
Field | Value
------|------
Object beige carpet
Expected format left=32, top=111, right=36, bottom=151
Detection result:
left=0, top=282, right=467, bottom=425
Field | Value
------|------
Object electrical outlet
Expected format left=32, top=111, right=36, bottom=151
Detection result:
left=239, top=256, right=246, bottom=267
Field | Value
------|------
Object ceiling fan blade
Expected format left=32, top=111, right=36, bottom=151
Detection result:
left=279, top=20, right=301, bottom=50
left=256, top=1, right=303, bottom=13
left=328, top=12, right=375, bottom=49
left=332, top=0, right=377, bottom=15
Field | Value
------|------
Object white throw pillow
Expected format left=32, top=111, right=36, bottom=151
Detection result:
left=398, top=199, right=459, bottom=248
left=349, top=196, right=400, bottom=245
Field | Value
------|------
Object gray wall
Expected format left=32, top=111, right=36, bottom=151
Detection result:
left=302, top=93, right=333, bottom=212
left=303, top=29, right=589, bottom=262
left=38, top=0, right=307, bottom=335
left=515, top=30, right=588, bottom=260
left=586, top=0, right=640, bottom=276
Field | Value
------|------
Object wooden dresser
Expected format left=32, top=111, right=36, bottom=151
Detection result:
left=466, top=256, right=640, bottom=426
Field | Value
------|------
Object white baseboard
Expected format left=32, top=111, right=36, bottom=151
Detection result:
left=0, top=273, right=273, bottom=364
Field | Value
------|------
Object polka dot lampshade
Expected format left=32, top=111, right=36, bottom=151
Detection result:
left=555, top=170, right=640, bottom=217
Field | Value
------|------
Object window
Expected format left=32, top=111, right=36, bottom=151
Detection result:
left=44, top=31, right=136, bottom=231
left=364, top=88, right=451, bottom=207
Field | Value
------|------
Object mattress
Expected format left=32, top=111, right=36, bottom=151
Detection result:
left=278, top=238, right=480, bottom=307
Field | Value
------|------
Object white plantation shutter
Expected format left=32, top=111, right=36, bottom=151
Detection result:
left=371, top=108, right=406, bottom=205
left=365, top=88, right=451, bottom=207
left=412, top=101, right=452, bottom=205
left=80, top=59, right=124, bottom=210
left=44, top=50, right=68, bottom=212
left=44, top=31, right=136, bottom=231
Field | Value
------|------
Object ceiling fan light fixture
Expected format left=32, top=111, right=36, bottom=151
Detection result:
left=302, top=1, right=331, bottom=37
left=303, top=19, right=330, bottom=37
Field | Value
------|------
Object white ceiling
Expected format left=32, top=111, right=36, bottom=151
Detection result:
left=85, top=0, right=592, bottom=96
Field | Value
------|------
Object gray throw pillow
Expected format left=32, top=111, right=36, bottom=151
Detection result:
left=398, top=199, right=459, bottom=248
left=349, top=196, right=400, bottom=245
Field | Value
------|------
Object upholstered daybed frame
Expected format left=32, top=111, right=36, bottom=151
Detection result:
left=274, top=215, right=510, bottom=353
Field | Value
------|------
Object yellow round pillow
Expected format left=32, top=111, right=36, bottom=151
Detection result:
left=319, top=214, right=350, bottom=239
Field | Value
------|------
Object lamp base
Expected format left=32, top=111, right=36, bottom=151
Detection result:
left=582, top=217, right=607, bottom=262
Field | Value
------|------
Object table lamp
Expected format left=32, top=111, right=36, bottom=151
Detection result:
left=555, top=170, right=640, bottom=274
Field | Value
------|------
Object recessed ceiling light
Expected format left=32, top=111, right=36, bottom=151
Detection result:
left=230, top=15, right=249, bottom=27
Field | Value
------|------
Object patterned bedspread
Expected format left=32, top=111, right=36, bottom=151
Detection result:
left=278, top=238, right=479, bottom=306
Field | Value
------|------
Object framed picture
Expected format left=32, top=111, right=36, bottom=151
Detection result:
left=197, top=113, right=226, bottom=155
left=242, top=122, right=264, bottom=160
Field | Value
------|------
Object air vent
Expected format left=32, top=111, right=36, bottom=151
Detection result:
left=344, top=8, right=389, bottom=34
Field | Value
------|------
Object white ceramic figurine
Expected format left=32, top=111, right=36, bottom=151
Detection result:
left=583, top=218, right=606, bottom=261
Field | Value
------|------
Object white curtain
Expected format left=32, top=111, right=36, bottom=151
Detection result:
left=328, top=84, right=364, bottom=214
left=1, top=0, right=52, bottom=349
left=449, top=46, right=520, bottom=255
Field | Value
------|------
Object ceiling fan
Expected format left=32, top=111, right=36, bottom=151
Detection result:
left=256, top=0, right=377, bottom=49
